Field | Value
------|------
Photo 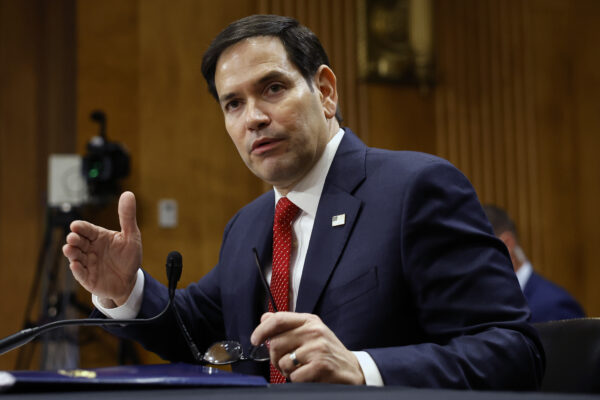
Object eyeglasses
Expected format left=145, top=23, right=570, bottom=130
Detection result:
left=178, top=248, right=276, bottom=365
left=201, top=340, right=270, bottom=364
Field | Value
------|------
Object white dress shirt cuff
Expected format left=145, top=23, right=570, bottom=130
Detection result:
left=353, top=351, right=384, bottom=386
left=92, top=269, right=145, bottom=319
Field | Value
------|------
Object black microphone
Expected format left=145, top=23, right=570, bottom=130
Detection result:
left=166, top=250, right=182, bottom=299
left=0, top=251, right=183, bottom=356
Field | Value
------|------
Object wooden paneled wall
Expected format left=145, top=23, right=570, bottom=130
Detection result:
left=1, top=0, right=599, bottom=370
left=0, top=0, right=76, bottom=370
left=434, top=0, right=600, bottom=316
left=436, top=0, right=544, bottom=277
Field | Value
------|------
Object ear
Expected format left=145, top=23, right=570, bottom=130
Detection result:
left=314, top=65, right=338, bottom=119
left=498, top=231, right=516, bottom=252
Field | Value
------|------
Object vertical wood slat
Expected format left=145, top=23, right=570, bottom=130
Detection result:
left=461, top=0, right=470, bottom=176
left=501, top=1, right=517, bottom=219
left=478, top=0, right=494, bottom=203
left=520, top=0, right=541, bottom=274
left=489, top=0, right=506, bottom=208
left=433, top=1, right=448, bottom=164
left=466, top=0, right=482, bottom=196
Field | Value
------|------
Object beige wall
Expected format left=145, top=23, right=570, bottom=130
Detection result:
left=1, top=0, right=599, bottom=369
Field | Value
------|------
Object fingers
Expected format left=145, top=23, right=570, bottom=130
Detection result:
left=252, top=312, right=365, bottom=384
left=69, top=220, right=99, bottom=241
left=250, top=312, right=309, bottom=379
left=279, top=339, right=364, bottom=384
left=273, top=335, right=330, bottom=382
left=68, top=191, right=138, bottom=240
left=278, top=349, right=303, bottom=376
left=118, top=191, right=139, bottom=237
left=63, top=231, right=92, bottom=266
left=266, top=316, right=324, bottom=373
left=63, top=240, right=93, bottom=287
left=65, top=231, right=91, bottom=252
left=251, top=313, right=317, bottom=372
left=283, top=349, right=324, bottom=383
left=251, top=312, right=307, bottom=346
left=68, top=259, right=89, bottom=285
left=62, top=243, right=88, bottom=265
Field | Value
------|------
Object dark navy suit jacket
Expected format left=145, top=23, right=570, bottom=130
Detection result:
left=524, top=271, right=585, bottom=323
left=100, top=128, right=544, bottom=389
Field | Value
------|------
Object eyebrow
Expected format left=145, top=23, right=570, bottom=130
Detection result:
left=218, top=70, right=288, bottom=104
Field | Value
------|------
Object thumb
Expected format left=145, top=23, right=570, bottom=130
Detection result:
left=118, top=191, right=139, bottom=236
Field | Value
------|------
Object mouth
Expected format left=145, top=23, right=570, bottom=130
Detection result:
left=251, top=137, right=284, bottom=155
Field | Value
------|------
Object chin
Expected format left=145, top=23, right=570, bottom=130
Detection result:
left=252, top=157, right=307, bottom=188
left=257, top=172, right=295, bottom=189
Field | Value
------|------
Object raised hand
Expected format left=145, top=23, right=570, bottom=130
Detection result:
left=62, top=191, right=142, bottom=307
left=251, top=312, right=366, bottom=384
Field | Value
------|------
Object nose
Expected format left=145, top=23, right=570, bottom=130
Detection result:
left=245, top=99, right=270, bottom=131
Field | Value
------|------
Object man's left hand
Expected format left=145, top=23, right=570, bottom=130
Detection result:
left=250, top=312, right=366, bottom=384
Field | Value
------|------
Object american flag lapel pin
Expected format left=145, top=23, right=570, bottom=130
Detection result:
left=331, top=214, right=346, bottom=227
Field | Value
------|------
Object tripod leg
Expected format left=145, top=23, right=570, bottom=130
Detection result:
left=15, top=208, right=53, bottom=370
left=39, top=222, right=80, bottom=370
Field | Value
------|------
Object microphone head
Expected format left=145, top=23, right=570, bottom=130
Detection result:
left=166, top=251, right=183, bottom=288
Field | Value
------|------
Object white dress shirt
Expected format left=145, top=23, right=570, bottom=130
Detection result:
left=93, top=128, right=384, bottom=386
left=516, top=261, right=533, bottom=290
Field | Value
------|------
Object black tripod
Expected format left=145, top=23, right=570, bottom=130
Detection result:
left=16, top=205, right=82, bottom=370
left=15, top=204, right=140, bottom=370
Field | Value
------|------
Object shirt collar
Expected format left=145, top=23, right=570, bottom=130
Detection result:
left=274, top=128, right=345, bottom=217
left=516, top=261, right=533, bottom=289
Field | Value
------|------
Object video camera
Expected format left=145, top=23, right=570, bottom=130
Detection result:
left=47, top=110, right=130, bottom=209
left=82, top=110, right=130, bottom=203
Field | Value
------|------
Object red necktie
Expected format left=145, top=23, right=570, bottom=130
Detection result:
left=269, top=197, right=299, bottom=383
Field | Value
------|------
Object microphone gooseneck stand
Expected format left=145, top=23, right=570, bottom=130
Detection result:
left=0, top=251, right=183, bottom=357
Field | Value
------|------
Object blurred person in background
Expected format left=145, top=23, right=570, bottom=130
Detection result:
left=483, top=204, right=585, bottom=323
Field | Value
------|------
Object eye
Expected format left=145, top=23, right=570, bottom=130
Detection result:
left=265, top=83, right=285, bottom=96
left=224, top=99, right=241, bottom=112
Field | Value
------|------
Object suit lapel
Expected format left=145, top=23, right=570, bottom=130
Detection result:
left=295, top=128, right=367, bottom=313
left=295, top=189, right=362, bottom=313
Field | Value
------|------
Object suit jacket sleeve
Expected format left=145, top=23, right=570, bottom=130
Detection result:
left=360, top=158, right=544, bottom=389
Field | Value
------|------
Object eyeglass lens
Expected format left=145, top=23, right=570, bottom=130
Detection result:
left=202, top=340, right=270, bottom=365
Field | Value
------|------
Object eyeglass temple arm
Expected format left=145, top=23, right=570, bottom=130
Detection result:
left=252, top=248, right=278, bottom=313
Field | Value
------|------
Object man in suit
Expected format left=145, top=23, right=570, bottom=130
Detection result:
left=63, top=15, right=543, bottom=388
left=483, top=204, right=585, bottom=323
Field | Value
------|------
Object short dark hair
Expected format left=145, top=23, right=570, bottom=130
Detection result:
left=201, top=14, right=342, bottom=122
left=482, top=204, right=518, bottom=239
